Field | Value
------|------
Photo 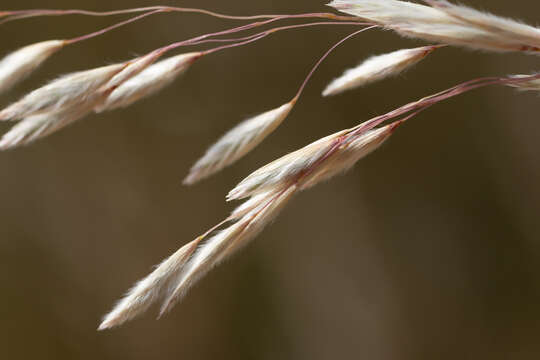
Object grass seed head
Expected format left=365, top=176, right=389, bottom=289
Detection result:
left=0, top=40, right=66, bottom=94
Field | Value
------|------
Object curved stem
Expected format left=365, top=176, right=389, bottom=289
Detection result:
left=66, top=9, right=166, bottom=44
left=200, top=21, right=369, bottom=55
left=349, top=73, right=540, bottom=137
left=0, top=7, right=360, bottom=25
left=293, top=25, right=378, bottom=101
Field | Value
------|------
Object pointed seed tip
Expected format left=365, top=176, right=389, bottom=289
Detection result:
left=182, top=176, right=196, bottom=186
left=97, top=321, right=111, bottom=331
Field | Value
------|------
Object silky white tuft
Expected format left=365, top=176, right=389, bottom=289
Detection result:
left=323, top=45, right=439, bottom=96
left=328, top=0, right=540, bottom=53
left=96, top=52, right=202, bottom=112
left=423, top=0, right=540, bottom=50
left=99, top=185, right=297, bottom=328
left=184, top=101, right=296, bottom=185
left=228, top=122, right=397, bottom=200
left=506, top=75, right=540, bottom=91
left=0, top=103, right=96, bottom=149
left=0, top=63, right=126, bottom=121
left=0, top=52, right=165, bottom=148
left=98, top=237, right=201, bottom=330
left=104, top=51, right=164, bottom=91
left=227, top=129, right=349, bottom=200
left=0, top=40, right=66, bottom=94
left=300, top=123, right=399, bottom=189
left=159, top=185, right=297, bottom=315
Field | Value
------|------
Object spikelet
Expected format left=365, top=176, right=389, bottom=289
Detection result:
left=98, top=237, right=202, bottom=330
left=228, top=120, right=397, bottom=200
left=184, top=101, right=296, bottom=185
left=327, top=0, right=540, bottom=53
left=96, top=52, right=202, bottom=112
left=0, top=52, right=165, bottom=148
left=159, top=185, right=297, bottom=315
left=99, top=185, right=296, bottom=329
left=101, top=120, right=400, bottom=327
left=300, top=122, right=399, bottom=189
left=323, top=45, right=439, bottom=96
left=0, top=102, right=97, bottom=149
left=104, top=51, right=164, bottom=91
left=0, top=40, right=66, bottom=94
left=0, top=63, right=126, bottom=121
left=227, top=129, right=349, bottom=200
left=229, top=190, right=279, bottom=220
left=506, top=74, right=540, bottom=91
left=423, top=0, right=540, bottom=50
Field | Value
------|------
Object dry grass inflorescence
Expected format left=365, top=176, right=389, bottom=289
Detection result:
left=0, top=1, right=538, bottom=330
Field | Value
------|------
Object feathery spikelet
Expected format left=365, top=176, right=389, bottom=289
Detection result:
left=229, top=190, right=279, bottom=220
left=227, top=129, right=349, bottom=200
left=184, top=101, right=296, bottom=185
left=323, top=45, right=439, bottom=96
left=0, top=102, right=97, bottom=149
left=99, top=185, right=296, bottom=329
left=328, top=0, right=540, bottom=53
left=0, top=40, right=66, bottom=94
left=159, top=185, right=297, bottom=315
left=0, top=52, right=164, bottom=148
left=96, top=52, right=202, bottom=112
left=506, top=74, right=540, bottom=91
left=101, top=120, right=400, bottom=327
left=423, top=0, right=540, bottom=50
left=300, top=122, right=399, bottom=189
left=228, top=122, right=397, bottom=200
left=0, top=63, right=126, bottom=121
left=104, top=51, right=164, bottom=91
left=98, top=237, right=202, bottom=330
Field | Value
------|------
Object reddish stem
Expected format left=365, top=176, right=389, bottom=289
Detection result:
left=0, top=7, right=359, bottom=25
left=66, top=9, right=166, bottom=44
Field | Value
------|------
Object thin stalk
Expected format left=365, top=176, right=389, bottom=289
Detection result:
left=66, top=9, right=166, bottom=44
left=0, top=7, right=360, bottom=25
left=349, top=72, right=540, bottom=137
left=293, top=25, right=378, bottom=101
left=200, top=21, right=369, bottom=55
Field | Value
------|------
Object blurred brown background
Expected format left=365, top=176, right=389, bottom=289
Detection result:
left=1, top=1, right=539, bottom=359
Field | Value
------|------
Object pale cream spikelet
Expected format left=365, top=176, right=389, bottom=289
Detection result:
left=104, top=51, right=164, bottom=91
left=0, top=53, right=164, bottom=147
left=228, top=122, right=398, bottom=200
left=506, top=74, right=540, bottom=91
left=101, top=119, right=400, bottom=327
left=323, top=45, right=439, bottom=96
left=0, top=40, right=66, bottom=94
left=227, top=129, right=350, bottom=200
left=229, top=190, right=279, bottom=220
left=96, top=52, right=202, bottom=112
left=184, top=100, right=296, bottom=185
left=300, top=122, right=399, bottom=189
left=0, top=63, right=126, bottom=121
left=218, top=187, right=297, bottom=263
left=159, top=185, right=297, bottom=315
left=423, top=0, right=540, bottom=50
left=0, top=101, right=97, bottom=149
left=98, top=237, right=202, bottom=330
left=328, top=0, right=540, bottom=53
left=99, top=185, right=296, bottom=329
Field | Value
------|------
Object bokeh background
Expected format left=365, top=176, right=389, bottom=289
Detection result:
left=1, top=1, right=539, bottom=359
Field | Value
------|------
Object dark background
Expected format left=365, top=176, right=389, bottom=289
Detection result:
left=1, top=1, right=539, bottom=359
